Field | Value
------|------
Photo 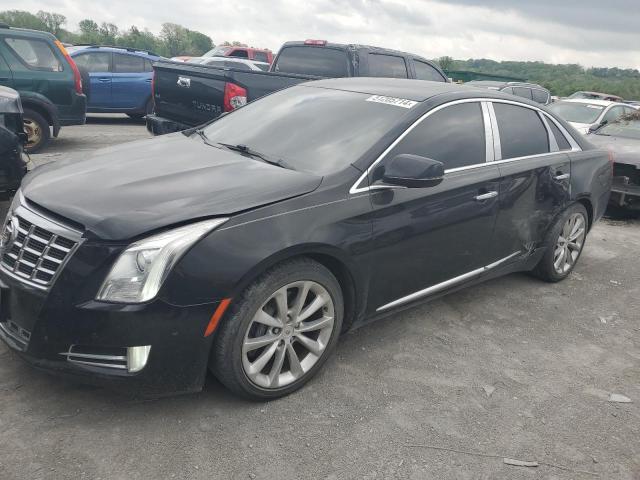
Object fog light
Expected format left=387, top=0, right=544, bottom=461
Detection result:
left=127, top=345, right=151, bottom=373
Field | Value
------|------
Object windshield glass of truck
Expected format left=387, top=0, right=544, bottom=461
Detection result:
left=273, top=46, right=349, bottom=77
left=549, top=102, right=604, bottom=124
left=200, top=85, right=412, bottom=175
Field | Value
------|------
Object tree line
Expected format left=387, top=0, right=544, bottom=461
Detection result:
left=0, top=10, right=250, bottom=57
left=437, top=56, right=640, bottom=100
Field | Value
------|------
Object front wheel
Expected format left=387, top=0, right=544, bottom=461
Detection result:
left=532, top=203, right=588, bottom=282
left=211, top=258, right=343, bottom=400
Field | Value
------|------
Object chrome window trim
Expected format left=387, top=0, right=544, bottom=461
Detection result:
left=349, top=98, right=493, bottom=194
left=376, top=250, right=522, bottom=312
left=486, top=102, right=502, bottom=160
left=538, top=112, right=559, bottom=152
left=480, top=101, right=495, bottom=162
left=349, top=97, right=583, bottom=194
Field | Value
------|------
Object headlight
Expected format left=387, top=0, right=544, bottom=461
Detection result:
left=97, top=218, right=228, bottom=303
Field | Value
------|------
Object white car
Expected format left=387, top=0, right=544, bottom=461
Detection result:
left=186, top=56, right=270, bottom=71
left=549, top=99, right=638, bottom=135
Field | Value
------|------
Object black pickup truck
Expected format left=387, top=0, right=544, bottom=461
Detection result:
left=147, top=40, right=448, bottom=135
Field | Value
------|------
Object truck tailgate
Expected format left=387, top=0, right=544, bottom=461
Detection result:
left=154, top=62, right=228, bottom=126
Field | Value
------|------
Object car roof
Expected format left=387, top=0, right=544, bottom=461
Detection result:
left=302, top=77, right=529, bottom=103
left=0, top=25, right=55, bottom=40
left=558, top=98, right=623, bottom=107
left=68, top=45, right=160, bottom=58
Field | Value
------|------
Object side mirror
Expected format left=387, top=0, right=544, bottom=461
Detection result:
left=382, top=154, right=445, bottom=188
left=588, top=121, right=607, bottom=134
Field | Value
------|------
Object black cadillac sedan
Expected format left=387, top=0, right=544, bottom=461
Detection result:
left=0, top=78, right=611, bottom=400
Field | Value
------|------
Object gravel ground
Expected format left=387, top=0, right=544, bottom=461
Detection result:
left=0, top=116, right=639, bottom=480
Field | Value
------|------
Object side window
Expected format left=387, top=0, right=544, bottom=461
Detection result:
left=493, top=103, right=549, bottom=159
left=512, top=87, right=533, bottom=100
left=414, top=60, right=445, bottom=82
left=4, top=37, right=62, bottom=72
left=144, top=59, right=154, bottom=72
left=602, top=106, right=625, bottom=124
left=113, top=54, right=146, bottom=73
left=226, top=61, right=250, bottom=71
left=547, top=118, right=572, bottom=151
left=254, top=51, right=268, bottom=63
left=368, top=54, right=408, bottom=79
left=387, top=102, right=486, bottom=170
left=228, top=49, right=249, bottom=59
left=73, top=52, right=111, bottom=73
left=501, top=87, right=514, bottom=95
left=531, top=89, right=550, bottom=104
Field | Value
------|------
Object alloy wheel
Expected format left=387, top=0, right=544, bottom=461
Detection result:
left=242, top=280, right=335, bottom=389
left=23, top=119, right=41, bottom=149
left=553, top=212, right=586, bottom=275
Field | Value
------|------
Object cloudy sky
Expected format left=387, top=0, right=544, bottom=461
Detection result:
left=8, top=0, right=640, bottom=68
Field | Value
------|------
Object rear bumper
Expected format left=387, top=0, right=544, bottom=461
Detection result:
left=146, top=114, right=190, bottom=136
left=0, top=273, right=218, bottom=397
left=57, top=93, right=87, bottom=128
left=610, top=175, right=640, bottom=209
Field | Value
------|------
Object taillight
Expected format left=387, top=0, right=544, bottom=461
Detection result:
left=54, top=40, right=82, bottom=94
left=151, top=70, right=156, bottom=107
left=223, top=82, right=247, bottom=112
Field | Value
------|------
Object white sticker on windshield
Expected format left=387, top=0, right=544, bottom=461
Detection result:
left=366, top=95, right=418, bottom=109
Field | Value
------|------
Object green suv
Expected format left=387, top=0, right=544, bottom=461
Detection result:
left=0, top=23, right=86, bottom=152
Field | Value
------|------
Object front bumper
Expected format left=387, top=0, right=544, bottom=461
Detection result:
left=58, top=93, right=87, bottom=128
left=146, top=114, right=190, bottom=136
left=0, top=272, right=219, bottom=396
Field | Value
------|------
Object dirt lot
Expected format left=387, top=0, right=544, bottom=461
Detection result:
left=1, top=116, right=639, bottom=480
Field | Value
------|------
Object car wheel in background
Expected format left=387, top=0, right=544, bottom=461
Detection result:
left=23, top=109, right=51, bottom=154
left=127, top=98, right=154, bottom=119
left=532, top=203, right=588, bottom=282
left=211, top=258, right=344, bottom=400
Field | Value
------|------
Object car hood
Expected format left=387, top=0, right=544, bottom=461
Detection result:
left=22, top=133, right=323, bottom=241
left=587, top=134, right=640, bottom=168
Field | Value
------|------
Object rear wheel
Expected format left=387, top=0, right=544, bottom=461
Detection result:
left=23, top=109, right=50, bottom=153
left=532, top=203, right=588, bottom=282
left=211, top=258, right=343, bottom=400
left=127, top=98, right=153, bottom=119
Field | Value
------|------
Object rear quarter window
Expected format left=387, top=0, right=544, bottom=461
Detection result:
left=493, top=103, right=550, bottom=159
left=4, top=37, right=62, bottom=72
left=368, top=54, right=408, bottom=79
left=273, top=46, right=349, bottom=77
left=413, top=60, right=445, bottom=82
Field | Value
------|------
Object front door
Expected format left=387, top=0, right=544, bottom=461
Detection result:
left=365, top=101, right=501, bottom=313
left=488, top=101, right=573, bottom=261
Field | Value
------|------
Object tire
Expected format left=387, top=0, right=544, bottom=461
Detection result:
left=531, top=203, right=588, bottom=282
left=211, top=258, right=344, bottom=400
left=22, top=109, right=51, bottom=154
left=127, top=99, right=153, bottom=119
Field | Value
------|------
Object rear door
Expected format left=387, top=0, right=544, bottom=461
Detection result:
left=489, top=101, right=574, bottom=262
left=111, top=53, right=152, bottom=110
left=72, top=51, right=112, bottom=108
left=365, top=101, right=502, bottom=313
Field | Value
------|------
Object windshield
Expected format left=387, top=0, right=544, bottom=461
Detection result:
left=204, top=46, right=231, bottom=57
left=200, top=86, right=413, bottom=175
left=549, top=102, right=604, bottom=124
left=597, top=117, right=640, bottom=140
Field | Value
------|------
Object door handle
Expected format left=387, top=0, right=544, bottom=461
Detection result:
left=554, top=173, right=570, bottom=181
left=474, top=191, right=498, bottom=201
left=98, top=77, right=111, bottom=83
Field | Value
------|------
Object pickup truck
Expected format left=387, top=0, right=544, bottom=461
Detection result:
left=146, top=40, right=448, bottom=135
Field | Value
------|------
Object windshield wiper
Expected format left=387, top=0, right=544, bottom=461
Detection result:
left=193, top=128, right=217, bottom=147
left=216, top=142, right=289, bottom=169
